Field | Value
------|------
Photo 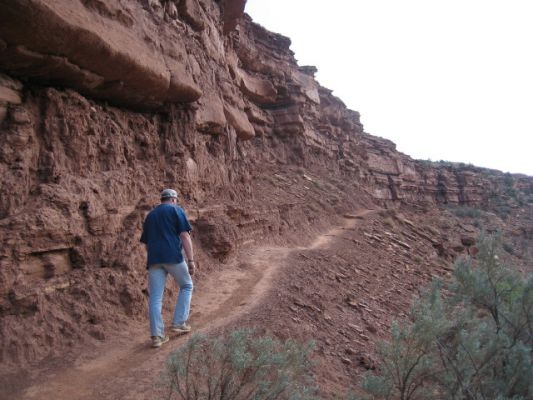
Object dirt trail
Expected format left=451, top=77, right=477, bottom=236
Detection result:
left=19, top=209, right=374, bottom=400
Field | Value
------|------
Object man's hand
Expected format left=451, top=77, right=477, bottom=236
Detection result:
left=180, top=231, right=195, bottom=276
left=188, top=260, right=196, bottom=276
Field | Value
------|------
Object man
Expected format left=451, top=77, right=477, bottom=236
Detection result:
left=140, top=188, right=196, bottom=348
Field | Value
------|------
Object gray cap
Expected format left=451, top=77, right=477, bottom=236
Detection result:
left=160, top=188, right=178, bottom=199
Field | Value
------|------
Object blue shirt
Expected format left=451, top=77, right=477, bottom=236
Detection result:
left=140, top=204, right=192, bottom=268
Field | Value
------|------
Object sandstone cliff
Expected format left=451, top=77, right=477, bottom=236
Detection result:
left=0, top=0, right=531, bottom=381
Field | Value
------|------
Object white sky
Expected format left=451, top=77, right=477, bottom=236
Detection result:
left=245, top=0, right=533, bottom=176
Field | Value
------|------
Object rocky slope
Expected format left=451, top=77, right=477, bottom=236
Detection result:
left=0, top=0, right=531, bottom=394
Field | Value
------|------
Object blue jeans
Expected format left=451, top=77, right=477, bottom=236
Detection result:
left=148, top=262, right=193, bottom=337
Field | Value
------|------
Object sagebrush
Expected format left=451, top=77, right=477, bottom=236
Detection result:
left=163, top=329, right=318, bottom=400
left=355, top=234, right=533, bottom=400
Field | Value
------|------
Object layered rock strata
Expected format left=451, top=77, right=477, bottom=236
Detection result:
left=0, top=0, right=531, bottom=369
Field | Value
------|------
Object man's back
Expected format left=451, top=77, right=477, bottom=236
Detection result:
left=140, top=204, right=192, bottom=266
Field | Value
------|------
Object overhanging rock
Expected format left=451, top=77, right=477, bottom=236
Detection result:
left=0, top=0, right=202, bottom=109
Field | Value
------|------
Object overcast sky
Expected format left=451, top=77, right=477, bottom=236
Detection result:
left=245, top=0, right=533, bottom=176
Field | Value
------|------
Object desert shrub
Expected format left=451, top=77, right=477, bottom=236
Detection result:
left=163, top=329, right=318, bottom=400
left=503, top=173, right=515, bottom=197
left=354, top=234, right=533, bottom=400
left=450, top=206, right=482, bottom=219
left=495, top=204, right=512, bottom=220
left=355, top=284, right=448, bottom=400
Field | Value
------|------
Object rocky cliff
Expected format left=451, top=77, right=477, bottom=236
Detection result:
left=0, top=0, right=531, bottom=375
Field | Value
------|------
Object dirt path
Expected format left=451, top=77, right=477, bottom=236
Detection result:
left=19, top=209, right=374, bottom=400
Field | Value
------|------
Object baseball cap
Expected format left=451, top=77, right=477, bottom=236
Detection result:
left=160, top=188, right=178, bottom=199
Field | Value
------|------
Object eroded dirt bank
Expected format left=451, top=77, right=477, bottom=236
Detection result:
left=7, top=203, right=531, bottom=400
left=7, top=211, right=368, bottom=399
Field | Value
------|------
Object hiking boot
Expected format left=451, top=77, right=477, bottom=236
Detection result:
left=170, top=323, right=191, bottom=334
left=151, top=335, right=169, bottom=348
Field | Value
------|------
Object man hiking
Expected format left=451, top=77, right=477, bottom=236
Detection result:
left=140, top=188, right=195, bottom=348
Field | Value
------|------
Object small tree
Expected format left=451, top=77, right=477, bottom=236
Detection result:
left=356, top=234, right=533, bottom=400
left=163, top=329, right=318, bottom=400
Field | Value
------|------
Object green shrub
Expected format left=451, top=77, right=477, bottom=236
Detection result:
left=163, top=329, right=318, bottom=400
left=450, top=206, right=482, bottom=219
left=495, top=204, right=512, bottom=219
left=355, top=234, right=533, bottom=400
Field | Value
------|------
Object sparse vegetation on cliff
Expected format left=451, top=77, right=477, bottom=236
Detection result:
left=449, top=205, right=483, bottom=219
left=354, top=234, right=533, bottom=400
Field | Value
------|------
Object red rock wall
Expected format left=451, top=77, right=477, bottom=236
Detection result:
left=0, top=0, right=531, bottom=368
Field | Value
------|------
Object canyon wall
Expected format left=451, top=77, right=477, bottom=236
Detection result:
left=0, top=0, right=531, bottom=368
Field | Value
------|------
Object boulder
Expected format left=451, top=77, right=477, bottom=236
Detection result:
left=238, top=69, right=277, bottom=105
left=178, top=0, right=206, bottom=31
left=272, top=106, right=305, bottom=135
left=292, top=69, right=320, bottom=104
left=224, top=104, right=255, bottom=140
left=0, top=85, right=21, bottom=105
left=167, top=63, right=203, bottom=103
left=0, top=73, right=22, bottom=125
left=195, top=94, right=227, bottom=134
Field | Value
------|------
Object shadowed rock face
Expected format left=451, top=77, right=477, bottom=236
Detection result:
left=0, top=0, right=531, bottom=372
